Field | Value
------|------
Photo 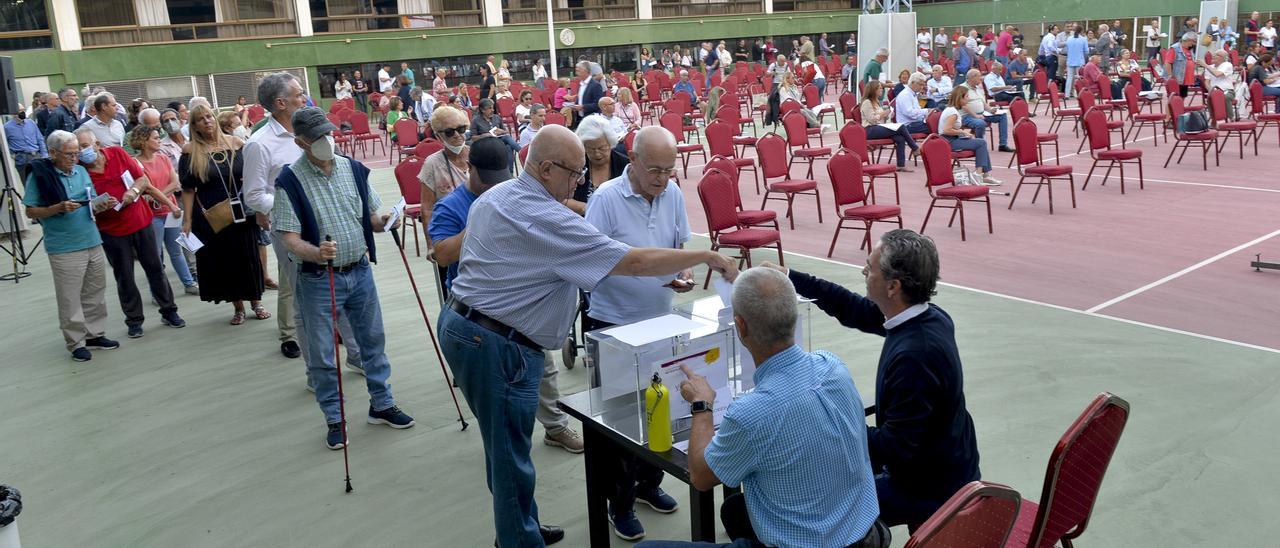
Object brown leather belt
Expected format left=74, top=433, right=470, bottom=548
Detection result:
left=448, top=299, right=543, bottom=352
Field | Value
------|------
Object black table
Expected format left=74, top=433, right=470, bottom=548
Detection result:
left=559, top=389, right=737, bottom=547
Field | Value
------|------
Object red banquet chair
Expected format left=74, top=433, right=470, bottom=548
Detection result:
left=391, top=118, right=420, bottom=163
left=1164, top=95, right=1220, bottom=170
left=756, top=132, right=822, bottom=230
left=412, top=138, right=443, bottom=160
left=544, top=110, right=568, bottom=126
left=802, top=83, right=836, bottom=127
left=1075, top=91, right=1125, bottom=153
left=393, top=156, right=424, bottom=256
left=838, top=122, right=901, bottom=204
left=779, top=99, right=825, bottom=145
left=781, top=111, right=832, bottom=179
left=1081, top=108, right=1144, bottom=194
left=1207, top=88, right=1258, bottom=159
left=346, top=113, right=385, bottom=159
left=1248, top=81, right=1280, bottom=146
left=825, top=149, right=902, bottom=257
left=839, top=91, right=857, bottom=124
left=1031, top=70, right=1053, bottom=114
left=1010, top=119, right=1076, bottom=214
left=713, top=105, right=758, bottom=159
left=1006, top=97, right=1061, bottom=167
left=919, top=136, right=992, bottom=241
left=904, top=481, right=1023, bottom=548
left=697, top=167, right=784, bottom=289
left=660, top=111, right=706, bottom=178
left=704, top=155, right=778, bottom=231
left=1046, top=82, right=1082, bottom=136
left=1122, top=84, right=1167, bottom=146
left=246, top=104, right=266, bottom=125
left=705, top=119, right=760, bottom=194
left=1004, top=392, right=1130, bottom=548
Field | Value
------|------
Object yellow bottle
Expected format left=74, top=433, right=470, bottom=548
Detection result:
left=645, top=373, right=672, bottom=452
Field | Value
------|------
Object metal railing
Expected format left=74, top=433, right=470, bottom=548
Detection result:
left=80, top=19, right=295, bottom=48
left=312, top=11, right=484, bottom=33
left=772, top=0, right=853, bottom=11
left=502, top=4, right=637, bottom=25
left=652, top=0, right=763, bottom=18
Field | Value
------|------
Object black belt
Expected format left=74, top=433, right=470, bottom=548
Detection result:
left=304, top=258, right=364, bottom=274
left=448, top=298, right=543, bottom=352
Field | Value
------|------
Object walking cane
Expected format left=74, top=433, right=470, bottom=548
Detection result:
left=324, top=235, right=355, bottom=493
left=390, top=226, right=469, bottom=431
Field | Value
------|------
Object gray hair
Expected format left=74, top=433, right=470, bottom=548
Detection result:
left=1181, top=32, right=1198, bottom=42
left=589, top=62, right=603, bottom=76
left=908, top=72, right=929, bottom=86
left=965, top=68, right=982, bottom=80
left=931, top=64, right=944, bottom=72
left=990, top=61, right=1004, bottom=71
left=575, top=114, right=618, bottom=147
left=632, top=125, right=675, bottom=160
left=188, top=96, right=211, bottom=112
left=575, top=60, right=592, bottom=73
left=139, top=107, right=160, bottom=124
left=73, top=126, right=97, bottom=142
left=877, top=229, right=940, bottom=305
left=529, top=103, right=546, bottom=115
left=257, top=72, right=299, bottom=113
left=47, top=130, right=78, bottom=152
left=731, top=267, right=798, bottom=348
left=875, top=48, right=889, bottom=57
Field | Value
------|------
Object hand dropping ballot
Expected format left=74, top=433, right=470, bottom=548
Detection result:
left=656, top=346, right=731, bottom=427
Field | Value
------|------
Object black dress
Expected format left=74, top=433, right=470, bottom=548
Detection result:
left=178, top=148, right=264, bottom=304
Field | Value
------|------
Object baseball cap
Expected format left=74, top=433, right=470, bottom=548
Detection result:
left=468, top=136, right=513, bottom=185
left=291, top=107, right=335, bottom=142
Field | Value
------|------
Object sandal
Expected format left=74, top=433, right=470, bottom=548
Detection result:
left=230, top=311, right=246, bottom=325
left=252, top=304, right=272, bottom=320
left=264, top=278, right=278, bottom=290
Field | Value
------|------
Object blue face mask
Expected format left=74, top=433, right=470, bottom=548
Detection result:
left=79, top=147, right=98, bottom=165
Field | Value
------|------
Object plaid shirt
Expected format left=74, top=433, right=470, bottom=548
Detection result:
left=272, top=156, right=381, bottom=267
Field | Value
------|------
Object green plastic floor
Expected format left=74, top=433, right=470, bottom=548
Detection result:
left=2, top=169, right=1277, bottom=547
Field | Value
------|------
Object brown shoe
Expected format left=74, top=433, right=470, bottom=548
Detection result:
left=544, top=428, right=584, bottom=454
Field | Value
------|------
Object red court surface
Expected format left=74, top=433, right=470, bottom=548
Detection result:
left=672, top=96, right=1280, bottom=352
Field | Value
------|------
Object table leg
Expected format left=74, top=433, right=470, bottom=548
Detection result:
left=689, top=485, right=717, bottom=542
left=583, top=426, right=611, bottom=548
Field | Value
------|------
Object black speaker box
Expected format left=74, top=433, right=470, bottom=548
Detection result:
left=0, top=57, right=19, bottom=116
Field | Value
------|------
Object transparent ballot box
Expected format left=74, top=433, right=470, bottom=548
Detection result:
left=584, top=313, right=737, bottom=447
left=672, top=296, right=812, bottom=394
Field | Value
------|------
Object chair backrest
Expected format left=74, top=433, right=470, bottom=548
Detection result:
left=779, top=98, right=803, bottom=118
left=1023, top=393, right=1131, bottom=548
left=1249, top=81, right=1267, bottom=116
left=1097, top=80, right=1115, bottom=102
left=1163, top=77, right=1179, bottom=98
left=1077, top=90, right=1097, bottom=113
left=1127, top=72, right=1143, bottom=94
left=660, top=111, right=688, bottom=144
left=1207, top=88, right=1230, bottom=123
left=544, top=111, right=567, bottom=126
left=705, top=155, right=743, bottom=209
left=1123, top=84, right=1141, bottom=115
left=802, top=83, right=821, bottom=108
left=518, top=144, right=530, bottom=166
left=1009, top=97, right=1030, bottom=123
left=781, top=111, right=810, bottom=147
left=1048, top=81, right=1063, bottom=109
left=645, top=82, right=662, bottom=102
left=837, top=122, right=873, bottom=162
left=720, top=92, right=742, bottom=113
left=413, top=138, right=443, bottom=159
left=495, top=96, right=515, bottom=118
left=827, top=148, right=868, bottom=208
left=715, top=105, right=742, bottom=135
left=246, top=104, right=266, bottom=124
left=327, top=111, right=347, bottom=129
left=623, top=129, right=637, bottom=152
left=839, top=92, right=856, bottom=121
left=1012, top=119, right=1041, bottom=167
left=925, top=109, right=942, bottom=134
left=755, top=132, right=790, bottom=179
left=1168, top=94, right=1187, bottom=120
left=674, top=91, right=695, bottom=110
left=1033, top=70, right=1048, bottom=95
left=393, top=118, right=420, bottom=147
left=394, top=156, right=423, bottom=205
left=348, top=112, right=372, bottom=134
left=697, top=168, right=743, bottom=233
left=920, top=135, right=954, bottom=187
left=903, top=481, right=1023, bottom=548
left=1081, top=108, right=1112, bottom=152
left=705, top=119, right=736, bottom=158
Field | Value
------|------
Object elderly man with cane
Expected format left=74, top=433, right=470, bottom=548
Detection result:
left=438, top=124, right=739, bottom=547
left=271, top=107, right=415, bottom=451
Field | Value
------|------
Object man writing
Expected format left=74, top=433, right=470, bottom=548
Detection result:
left=272, top=107, right=415, bottom=449
left=894, top=73, right=932, bottom=134
left=984, top=61, right=1027, bottom=103
left=636, top=267, right=888, bottom=548
left=764, top=229, right=980, bottom=528
left=437, top=125, right=738, bottom=547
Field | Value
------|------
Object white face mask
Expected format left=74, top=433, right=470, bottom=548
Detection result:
left=310, top=135, right=336, bottom=161
left=444, top=142, right=464, bottom=155
left=233, top=126, right=250, bottom=139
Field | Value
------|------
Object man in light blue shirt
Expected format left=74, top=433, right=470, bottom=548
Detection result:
left=5, top=107, right=46, bottom=180
left=583, top=126, right=691, bottom=540
left=1038, top=26, right=1061, bottom=84
left=638, top=267, right=887, bottom=548
left=894, top=72, right=931, bottom=134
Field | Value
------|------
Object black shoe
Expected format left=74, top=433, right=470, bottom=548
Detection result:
left=160, top=310, right=186, bottom=328
left=127, top=324, right=144, bottom=338
left=998, top=145, right=1015, bottom=153
left=326, top=423, right=346, bottom=450
left=540, top=525, right=565, bottom=545
left=85, top=336, right=120, bottom=350
left=71, top=347, right=92, bottom=362
left=281, top=340, right=301, bottom=359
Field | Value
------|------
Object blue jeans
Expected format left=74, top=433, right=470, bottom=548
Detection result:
left=1264, top=86, right=1280, bottom=112
left=813, top=78, right=826, bottom=92
left=295, top=260, right=395, bottom=425
left=866, top=124, right=919, bottom=167
left=439, top=307, right=545, bottom=548
left=944, top=134, right=992, bottom=172
left=962, top=113, right=1008, bottom=146
left=1065, top=65, right=1081, bottom=97
left=150, top=216, right=194, bottom=287
left=637, top=540, right=757, bottom=548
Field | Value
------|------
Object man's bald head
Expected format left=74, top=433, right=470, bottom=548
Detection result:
left=526, top=124, right=585, bottom=201
left=627, top=127, right=678, bottom=200
left=631, top=126, right=675, bottom=162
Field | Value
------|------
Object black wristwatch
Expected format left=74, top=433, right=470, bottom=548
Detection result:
left=690, top=401, right=713, bottom=415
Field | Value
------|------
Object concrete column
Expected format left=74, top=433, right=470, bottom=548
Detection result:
left=763, top=0, right=773, bottom=15
left=294, top=0, right=314, bottom=36
left=48, top=0, right=82, bottom=51
left=484, top=0, right=504, bottom=27
left=637, top=0, right=652, bottom=20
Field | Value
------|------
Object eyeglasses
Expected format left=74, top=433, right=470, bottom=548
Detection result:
left=549, top=161, right=587, bottom=184
left=642, top=166, right=677, bottom=177
left=440, top=125, right=469, bottom=138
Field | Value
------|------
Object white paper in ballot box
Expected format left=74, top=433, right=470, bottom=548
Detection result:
left=654, top=345, right=731, bottom=425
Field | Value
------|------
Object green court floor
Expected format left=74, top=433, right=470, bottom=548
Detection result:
left=1, top=171, right=1276, bottom=547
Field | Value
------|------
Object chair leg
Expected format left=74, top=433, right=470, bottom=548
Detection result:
left=984, top=197, right=993, bottom=234
left=1068, top=174, right=1077, bottom=208
left=813, top=189, right=823, bottom=224
left=920, top=199, right=936, bottom=235
left=1164, top=140, right=1179, bottom=168
left=1117, top=161, right=1126, bottom=195
left=785, top=193, right=796, bottom=229
left=827, top=218, right=844, bottom=257
left=1083, top=159, right=1098, bottom=190
left=1136, top=158, right=1144, bottom=190
left=957, top=201, right=967, bottom=241
left=1047, top=177, right=1055, bottom=214
left=1009, top=175, right=1026, bottom=209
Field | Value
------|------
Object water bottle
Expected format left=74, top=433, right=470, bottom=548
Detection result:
left=644, top=373, right=672, bottom=452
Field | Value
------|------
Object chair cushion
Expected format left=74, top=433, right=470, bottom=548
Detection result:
left=718, top=227, right=781, bottom=247
left=1056, top=108, right=1082, bottom=116
left=733, top=157, right=755, bottom=168
left=1219, top=121, right=1257, bottom=131
left=732, top=136, right=758, bottom=145
left=1002, top=499, right=1040, bottom=548
left=405, top=205, right=422, bottom=217
left=936, top=185, right=990, bottom=198
left=842, top=204, right=902, bottom=219
left=768, top=179, right=818, bottom=192
left=1026, top=164, right=1073, bottom=176
left=677, top=144, right=704, bottom=152
left=1036, top=133, right=1059, bottom=142
left=737, top=209, right=777, bottom=225
left=1133, top=113, right=1165, bottom=121
left=1256, top=113, right=1280, bottom=121
left=1097, top=148, right=1143, bottom=160
left=863, top=163, right=896, bottom=176
left=1179, top=130, right=1219, bottom=140
left=794, top=147, right=832, bottom=157
left=1105, top=120, right=1125, bottom=129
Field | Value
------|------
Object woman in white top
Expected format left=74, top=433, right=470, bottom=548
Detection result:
left=940, top=87, right=999, bottom=183
left=1199, top=49, right=1238, bottom=119
left=860, top=80, right=919, bottom=171
left=1114, top=49, right=1151, bottom=93
left=514, top=90, right=534, bottom=126
left=497, top=59, right=512, bottom=81
left=778, top=72, right=819, bottom=128
left=1261, top=20, right=1277, bottom=51
left=532, top=60, right=549, bottom=89
left=334, top=73, right=353, bottom=101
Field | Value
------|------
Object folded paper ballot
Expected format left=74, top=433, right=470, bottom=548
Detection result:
left=175, top=232, right=204, bottom=253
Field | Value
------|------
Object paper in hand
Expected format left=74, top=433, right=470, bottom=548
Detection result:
left=714, top=278, right=734, bottom=308
left=384, top=198, right=407, bottom=232
left=175, top=232, right=204, bottom=253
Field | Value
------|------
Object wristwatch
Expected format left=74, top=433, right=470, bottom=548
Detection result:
left=690, top=401, right=713, bottom=415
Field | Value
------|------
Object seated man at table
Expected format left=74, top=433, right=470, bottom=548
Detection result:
left=637, top=267, right=889, bottom=548
left=771, top=229, right=980, bottom=528
left=960, top=69, right=1013, bottom=152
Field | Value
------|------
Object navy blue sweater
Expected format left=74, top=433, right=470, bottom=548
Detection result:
left=789, top=269, right=980, bottom=499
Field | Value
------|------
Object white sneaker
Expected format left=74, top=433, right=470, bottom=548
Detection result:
left=981, top=174, right=1003, bottom=186
left=544, top=428, right=585, bottom=453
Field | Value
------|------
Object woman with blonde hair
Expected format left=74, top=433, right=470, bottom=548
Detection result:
left=614, top=87, right=642, bottom=131
left=860, top=80, right=919, bottom=171
left=940, top=86, right=1000, bottom=184
left=778, top=72, right=820, bottom=127
left=178, top=104, right=269, bottom=324
left=432, top=68, right=450, bottom=101
left=417, top=106, right=472, bottom=228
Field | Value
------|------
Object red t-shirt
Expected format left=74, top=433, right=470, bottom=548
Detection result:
left=1163, top=46, right=1197, bottom=86
left=88, top=146, right=152, bottom=237
left=137, top=154, right=175, bottom=218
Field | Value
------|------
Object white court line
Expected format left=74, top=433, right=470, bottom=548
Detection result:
left=1086, top=228, right=1280, bottom=313
left=690, top=232, right=1280, bottom=355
